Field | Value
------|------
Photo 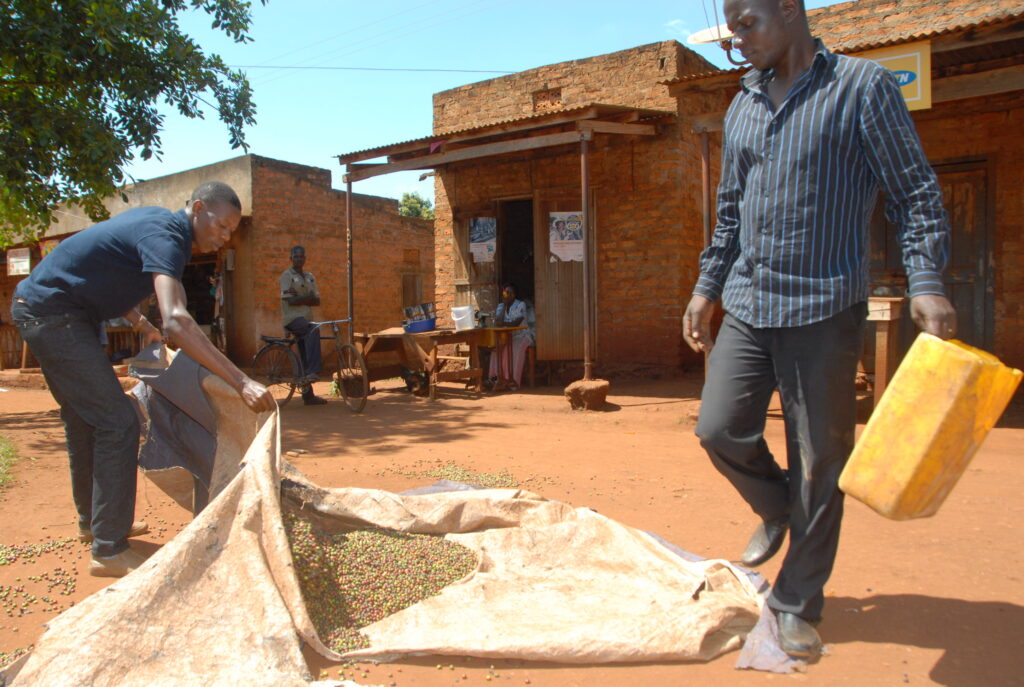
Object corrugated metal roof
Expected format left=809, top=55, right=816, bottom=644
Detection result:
left=337, top=103, right=673, bottom=162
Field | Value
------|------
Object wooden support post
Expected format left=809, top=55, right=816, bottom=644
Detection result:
left=699, top=130, right=712, bottom=379
left=581, top=137, right=593, bottom=381
left=867, top=297, right=906, bottom=407
left=346, top=178, right=355, bottom=345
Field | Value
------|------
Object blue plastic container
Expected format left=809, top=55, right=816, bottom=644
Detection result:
left=403, top=317, right=437, bottom=333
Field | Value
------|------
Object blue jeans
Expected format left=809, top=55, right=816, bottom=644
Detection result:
left=11, top=300, right=139, bottom=557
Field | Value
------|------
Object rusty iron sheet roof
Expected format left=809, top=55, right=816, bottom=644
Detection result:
left=337, top=103, right=673, bottom=164
left=661, top=1, right=1024, bottom=87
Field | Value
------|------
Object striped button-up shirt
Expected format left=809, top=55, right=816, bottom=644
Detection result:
left=694, top=41, right=949, bottom=328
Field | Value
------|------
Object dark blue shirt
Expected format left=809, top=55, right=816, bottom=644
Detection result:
left=14, top=207, right=193, bottom=322
left=694, top=41, right=950, bottom=328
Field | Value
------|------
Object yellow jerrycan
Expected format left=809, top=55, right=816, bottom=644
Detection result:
left=839, top=333, right=1022, bottom=520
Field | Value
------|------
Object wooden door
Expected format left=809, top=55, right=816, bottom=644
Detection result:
left=533, top=196, right=585, bottom=361
left=452, top=208, right=499, bottom=316
left=938, top=163, right=993, bottom=348
left=869, top=159, right=993, bottom=362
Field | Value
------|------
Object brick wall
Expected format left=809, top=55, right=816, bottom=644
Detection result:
left=431, top=41, right=719, bottom=373
left=673, top=76, right=1024, bottom=375
left=912, top=91, right=1024, bottom=371
left=433, top=136, right=702, bottom=371
left=238, top=156, right=435, bottom=363
left=0, top=155, right=434, bottom=371
left=433, top=41, right=714, bottom=133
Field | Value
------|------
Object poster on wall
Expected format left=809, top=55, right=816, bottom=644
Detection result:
left=40, top=239, right=60, bottom=259
left=6, top=248, right=30, bottom=276
left=469, top=217, right=496, bottom=263
left=548, top=211, right=584, bottom=262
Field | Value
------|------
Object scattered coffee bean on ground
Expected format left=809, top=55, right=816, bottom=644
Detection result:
left=283, top=511, right=478, bottom=653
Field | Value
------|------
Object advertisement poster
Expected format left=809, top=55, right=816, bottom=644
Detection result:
left=469, top=217, right=496, bottom=263
left=6, top=247, right=30, bottom=276
left=548, top=211, right=583, bottom=262
left=40, top=239, right=60, bottom=258
left=857, top=40, right=932, bottom=111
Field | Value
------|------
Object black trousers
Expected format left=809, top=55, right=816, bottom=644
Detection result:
left=695, top=303, right=866, bottom=621
left=284, top=316, right=322, bottom=379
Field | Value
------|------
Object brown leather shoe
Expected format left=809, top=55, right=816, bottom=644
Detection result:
left=777, top=611, right=823, bottom=658
left=78, top=520, right=149, bottom=544
left=89, top=546, right=150, bottom=578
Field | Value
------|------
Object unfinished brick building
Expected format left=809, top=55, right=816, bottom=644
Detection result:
left=0, top=154, right=433, bottom=368
left=667, top=0, right=1024, bottom=375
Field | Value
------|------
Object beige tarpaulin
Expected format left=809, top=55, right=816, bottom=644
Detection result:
left=5, top=375, right=766, bottom=686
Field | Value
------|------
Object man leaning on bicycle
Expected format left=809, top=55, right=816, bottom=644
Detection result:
left=280, top=245, right=328, bottom=405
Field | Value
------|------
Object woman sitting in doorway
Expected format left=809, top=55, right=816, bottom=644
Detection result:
left=489, top=282, right=533, bottom=391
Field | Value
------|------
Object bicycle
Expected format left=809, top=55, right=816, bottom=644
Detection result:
left=252, top=319, right=369, bottom=413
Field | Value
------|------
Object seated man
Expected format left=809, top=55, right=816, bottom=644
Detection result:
left=280, top=245, right=327, bottom=405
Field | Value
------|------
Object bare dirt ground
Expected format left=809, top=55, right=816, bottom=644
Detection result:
left=0, top=374, right=1021, bottom=687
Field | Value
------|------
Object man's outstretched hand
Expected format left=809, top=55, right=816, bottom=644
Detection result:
left=683, top=295, right=716, bottom=353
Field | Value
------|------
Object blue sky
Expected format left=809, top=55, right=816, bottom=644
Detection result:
left=123, top=0, right=848, bottom=202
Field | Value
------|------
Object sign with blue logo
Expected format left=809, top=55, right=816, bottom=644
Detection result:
left=857, top=40, right=932, bottom=111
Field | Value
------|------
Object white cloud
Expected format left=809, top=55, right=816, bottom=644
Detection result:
left=664, top=18, right=694, bottom=41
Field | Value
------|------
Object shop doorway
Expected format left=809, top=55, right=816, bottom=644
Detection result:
left=182, top=257, right=218, bottom=331
left=498, top=199, right=535, bottom=304
left=868, top=158, right=993, bottom=366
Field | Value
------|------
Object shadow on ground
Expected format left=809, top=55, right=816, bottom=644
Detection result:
left=823, top=594, right=1024, bottom=687
left=0, top=409, right=66, bottom=456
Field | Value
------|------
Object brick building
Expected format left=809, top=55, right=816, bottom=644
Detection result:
left=340, top=41, right=718, bottom=375
left=666, top=0, right=1024, bottom=374
left=0, top=154, right=433, bottom=368
left=337, top=0, right=1023, bottom=379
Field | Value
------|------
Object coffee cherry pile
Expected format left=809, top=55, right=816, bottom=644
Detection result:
left=0, top=538, right=76, bottom=567
left=283, top=511, right=478, bottom=654
left=393, top=461, right=519, bottom=489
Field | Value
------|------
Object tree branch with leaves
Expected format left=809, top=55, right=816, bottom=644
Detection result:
left=0, top=0, right=266, bottom=246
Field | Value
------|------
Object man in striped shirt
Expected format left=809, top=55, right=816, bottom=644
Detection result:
left=682, top=0, right=956, bottom=659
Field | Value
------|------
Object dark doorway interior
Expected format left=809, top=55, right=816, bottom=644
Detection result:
left=867, top=158, right=992, bottom=370
left=183, top=258, right=217, bottom=326
left=498, top=199, right=535, bottom=304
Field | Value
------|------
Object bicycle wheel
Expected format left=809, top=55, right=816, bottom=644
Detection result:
left=252, top=344, right=299, bottom=406
left=334, top=342, right=369, bottom=413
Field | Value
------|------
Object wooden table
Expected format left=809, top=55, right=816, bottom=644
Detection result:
left=355, top=326, right=524, bottom=399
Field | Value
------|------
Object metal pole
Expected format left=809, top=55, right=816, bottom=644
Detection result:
left=581, top=136, right=593, bottom=382
left=346, top=177, right=355, bottom=345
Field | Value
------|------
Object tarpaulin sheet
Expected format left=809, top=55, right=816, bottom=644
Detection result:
left=4, top=372, right=779, bottom=686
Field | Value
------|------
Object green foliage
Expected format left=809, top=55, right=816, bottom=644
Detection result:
left=0, top=0, right=267, bottom=246
left=398, top=191, right=434, bottom=220
left=0, top=435, right=17, bottom=487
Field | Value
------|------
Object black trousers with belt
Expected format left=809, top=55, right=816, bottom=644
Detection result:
left=695, top=303, right=866, bottom=621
